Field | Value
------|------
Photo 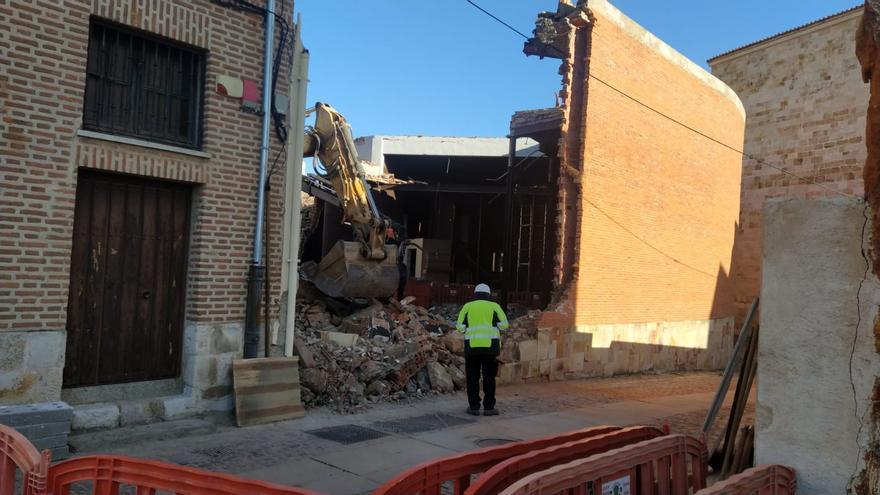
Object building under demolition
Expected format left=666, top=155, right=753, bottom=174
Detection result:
left=2, top=0, right=746, bottom=442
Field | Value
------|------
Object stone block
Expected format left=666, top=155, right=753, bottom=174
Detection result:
left=539, top=360, right=551, bottom=376
left=320, top=331, right=359, bottom=347
left=0, top=333, right=25, bottom=371
left=0, top=402, right=72, bottom=427
left=24, top=331, right=65, bottom=368
left=498, top=363, right=522, bottom=384
left=535, top=341, right=550, bottom=361
left=119, top=399, right=165, bottom=426
left=214, top=324, right=243, bottom=354
left=517, top=341, right=539, bottom=362
left=72, top=403, right=119, bottom=431
left=183, top=323, right=212, bottom=356
left=523, top=360, right=541, bottom=379
left=161, top=395, right=199, bottom=420
left=565, top=352, right=586, bottom=372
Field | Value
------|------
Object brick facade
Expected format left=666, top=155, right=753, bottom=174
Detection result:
left=1, top=0, right=290, bottom=406
left=568, top=0, right=744, bottom=328
left=709, top=8, right=868, bottom=321
left=516, top=0, right=743, bottom=377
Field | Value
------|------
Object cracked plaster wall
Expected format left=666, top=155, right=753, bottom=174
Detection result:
left=759, top=197, right=880, bottom=494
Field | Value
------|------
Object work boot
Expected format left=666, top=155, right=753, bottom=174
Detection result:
left=466, top=407, right=481, bottom=416
left=482, top=408, right=499, bottom=416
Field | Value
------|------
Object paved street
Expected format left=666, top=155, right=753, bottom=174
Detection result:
left=75, top=372, right=745, bottom=494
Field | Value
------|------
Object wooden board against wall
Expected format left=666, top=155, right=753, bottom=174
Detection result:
left=232, top=357, right=304, bottom=427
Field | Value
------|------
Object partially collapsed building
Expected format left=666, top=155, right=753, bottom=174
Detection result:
left=1, top=0, right=747, bottom=435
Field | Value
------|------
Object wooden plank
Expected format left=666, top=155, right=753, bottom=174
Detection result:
left=233, top=358, right=304, bottom=427
left=167, top=186, right=190, bottom=378
left=117, top=182, right=144, bottom=383
left=97, top=181, right=128, bottom=384
left=82, top=177, right=111, bottom=386
left=703, top=298, right=759, bottom=436
left=64, top=175, right=94, bottom=386
left=133, top=185, right=158, bottom=382
left=149, top=187, right=173, bottom=380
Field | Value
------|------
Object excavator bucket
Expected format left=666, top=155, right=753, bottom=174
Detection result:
left=312, top=241, right=399, bottom=299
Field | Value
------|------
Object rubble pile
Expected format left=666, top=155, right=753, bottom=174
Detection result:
left=294, top=285, right=540, bottom=412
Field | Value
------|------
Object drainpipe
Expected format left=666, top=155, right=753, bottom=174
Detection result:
left=282, top=15, right=309, bottom=357
left=244, top=0, right=276, bottom=359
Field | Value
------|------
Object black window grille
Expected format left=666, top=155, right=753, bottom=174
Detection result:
left=83, top=18, right=206, bottom=149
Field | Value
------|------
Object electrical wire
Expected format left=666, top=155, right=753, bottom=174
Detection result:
left=465, top=0, right=531, bottom=40
left=465, top=0, right=862, bottom=201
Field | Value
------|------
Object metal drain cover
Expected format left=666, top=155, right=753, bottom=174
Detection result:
left=373, top=413, right=476, bottom=434
left=306, top=424, right=388, bottom=444
left=474, top=438, right=517, bottom=448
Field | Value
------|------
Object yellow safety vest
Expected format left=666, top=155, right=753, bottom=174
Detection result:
left=456, top=299, right=509, bottom=349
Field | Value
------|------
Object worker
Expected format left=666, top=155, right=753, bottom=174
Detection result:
left=456, top=283, right=509, bottom=416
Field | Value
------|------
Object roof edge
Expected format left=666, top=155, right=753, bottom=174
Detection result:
left=586, top=0, right=746, bottom=120
left=708, top=5, right=862, bottom=63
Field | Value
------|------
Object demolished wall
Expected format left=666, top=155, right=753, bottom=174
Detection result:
left=533, top=0, right=744, bottom=372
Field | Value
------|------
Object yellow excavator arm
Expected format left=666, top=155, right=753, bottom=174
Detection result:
left=302, top=103, right=399, bottom=299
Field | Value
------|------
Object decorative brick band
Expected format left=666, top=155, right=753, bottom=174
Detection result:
left=75, top=139, right=209, bottom=184
left=91, top=0, right=211, bottom=49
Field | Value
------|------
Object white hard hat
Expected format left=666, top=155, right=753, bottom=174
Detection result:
left=475, top=283, right=491, bottom=294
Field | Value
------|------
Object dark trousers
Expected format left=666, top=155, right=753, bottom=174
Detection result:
left=465, top=353, right=498, bottom=410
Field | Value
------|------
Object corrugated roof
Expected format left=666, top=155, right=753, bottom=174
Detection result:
left=708, top=5, right=862, bottom=62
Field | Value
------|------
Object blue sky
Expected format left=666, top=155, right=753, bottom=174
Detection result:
left=296, top=1, right=859, bottom=137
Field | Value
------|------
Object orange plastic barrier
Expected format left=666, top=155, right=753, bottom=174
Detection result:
left=500, top=434, right=708, bottom=495
left=695, top=465, right=796, bottom=495
left=373, top=425, right=621, bottom=495
left=0, top=424, right=50, bottom=495
left=466, top=426, right=665, bottom=495
left=47, top=455, right=326, bottom=495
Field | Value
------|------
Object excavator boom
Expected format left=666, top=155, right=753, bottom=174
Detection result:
left=303, top=103, right=399, bottom=299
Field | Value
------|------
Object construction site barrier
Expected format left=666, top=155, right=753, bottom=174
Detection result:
left=46, top=455, right=326, bottom=495
left=373, top=425, right=621, bottom=495
left=500, top=434, right=708, bottom=495
left=465, top=426, right=665, bottom=495
left=0, top=424, right=50, bottom=495
left=695, top=465, right=796, bottom=495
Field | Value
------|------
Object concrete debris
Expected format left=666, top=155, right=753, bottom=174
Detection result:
left=293, top=283, right=540, bottom=412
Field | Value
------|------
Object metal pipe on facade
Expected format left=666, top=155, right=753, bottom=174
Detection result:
left=243, top=0, right=276, bottom=359
left=283, top=14, right=309, bottom=358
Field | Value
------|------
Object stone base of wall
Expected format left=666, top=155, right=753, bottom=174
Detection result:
left=499, top=317, right=734, bottom=384
left=0, top=331, right=65, bottom=405
left=181, top=321, right=244, bottom=412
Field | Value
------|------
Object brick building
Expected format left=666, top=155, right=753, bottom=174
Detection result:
left=709, top=6, right=867, bottom=321
left=1, top=0, right=291, bottom=422
left=500, top=0, right=745, bottom=379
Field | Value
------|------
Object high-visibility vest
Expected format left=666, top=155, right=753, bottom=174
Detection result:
left=456, top=299, right=509, bottom=349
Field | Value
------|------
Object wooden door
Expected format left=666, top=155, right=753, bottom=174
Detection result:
left=64, top=170, right=191, bottom=387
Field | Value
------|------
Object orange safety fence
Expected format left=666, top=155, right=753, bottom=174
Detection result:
left=0, top=424, right=50, bottom=495
left=465, top=426, right=666, bottom=495
left=46, top=455, right=326, bottom=495
left=695, top=465, right=796, bottom=495
left=500, top=434, right=708, bottom=495
left=373, top=425, right=621, bottom=495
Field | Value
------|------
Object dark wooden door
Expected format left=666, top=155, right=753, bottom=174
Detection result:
left=65, top=170, right=191, bottom=387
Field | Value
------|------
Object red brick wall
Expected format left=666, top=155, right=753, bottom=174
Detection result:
left=710, top=11, right=867, bottom=322
left=564, top=1, right=744, bottom=325
left=0, top=0, right=291, bottom=331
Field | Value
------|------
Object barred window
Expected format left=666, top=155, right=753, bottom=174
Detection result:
left=83, top=19, right=206, bottom=149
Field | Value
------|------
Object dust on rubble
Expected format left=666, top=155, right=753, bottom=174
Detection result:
left=293, top=283, right=538, bottom=413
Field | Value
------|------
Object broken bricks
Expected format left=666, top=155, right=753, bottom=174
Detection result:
left=292, top=283, right=539, bottom=412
